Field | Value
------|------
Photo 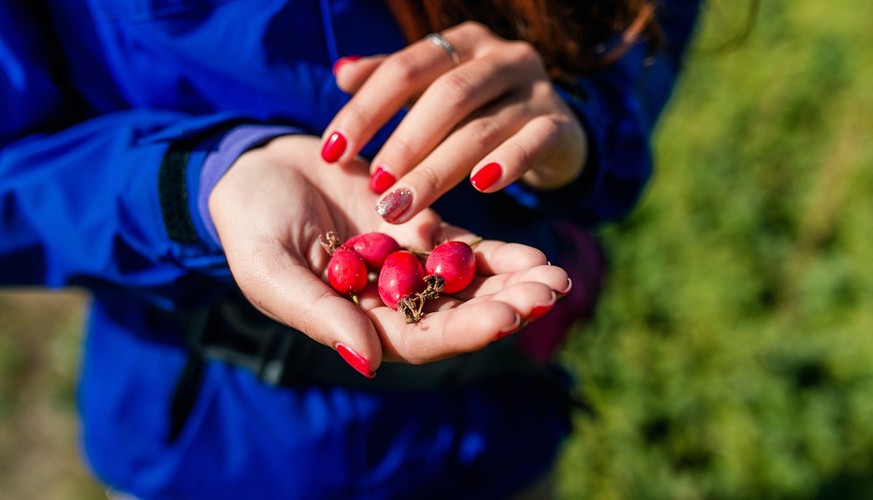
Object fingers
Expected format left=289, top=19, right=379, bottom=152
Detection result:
left=365, top=277, right=561, bottom=364
left=227, top=236, right=385, bottom=377
left=320, top=29, right=475, bottom=165
left=333, top=55, right=384, bottom=94
left=366, top=51, right=530, bottom=185
left=472, top=112, right=586, bottom=192
left=366, top=297, right=520, bottom=364
left=325, top=21, right=587, bottom=225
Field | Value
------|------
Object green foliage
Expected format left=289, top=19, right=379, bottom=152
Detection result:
left=558, top=0, right=873, bottom=497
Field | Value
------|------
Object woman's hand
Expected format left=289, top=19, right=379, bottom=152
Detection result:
left=209, top=135, right=570, bottom=376
left=322, top=21, right=588, bottom=224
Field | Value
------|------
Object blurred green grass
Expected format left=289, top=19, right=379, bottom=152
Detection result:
left=558, top=0, right=873, bottom=498
left=1, top=0, right=871, bottom=498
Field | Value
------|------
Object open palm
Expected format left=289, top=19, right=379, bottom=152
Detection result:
left=209, top=135, right=569, bottom=375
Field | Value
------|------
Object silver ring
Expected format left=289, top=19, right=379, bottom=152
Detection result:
left=425, top=33, right=460, bottom=67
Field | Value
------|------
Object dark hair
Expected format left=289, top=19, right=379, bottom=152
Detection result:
left=385, top=0, right=660, bottom=78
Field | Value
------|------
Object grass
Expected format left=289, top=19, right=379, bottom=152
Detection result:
left=1, top=0, right=871, bottom=497
left=0, top=290, right=104, bottom=499
left=558, top=0, right=873, bottom=497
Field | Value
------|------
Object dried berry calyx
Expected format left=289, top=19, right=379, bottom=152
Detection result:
left=319, top=231, right=343, bottom=254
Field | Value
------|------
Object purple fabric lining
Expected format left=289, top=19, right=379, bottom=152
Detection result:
left=196, top=125, right=300, bottom=247
left=515, top=222, right=606, bottom=361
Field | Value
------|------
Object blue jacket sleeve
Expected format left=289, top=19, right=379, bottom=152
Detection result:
left=0, top=5, right=246, bottom=308
left=505, top=0, right=702, bottom=225
left=0, top=108, right=248, bottom=305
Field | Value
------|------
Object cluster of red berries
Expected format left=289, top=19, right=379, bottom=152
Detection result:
left=319, top=231, right=476, bottom=323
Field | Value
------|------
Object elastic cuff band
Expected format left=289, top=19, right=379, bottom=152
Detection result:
left=159, top=137, right=202, bottom=244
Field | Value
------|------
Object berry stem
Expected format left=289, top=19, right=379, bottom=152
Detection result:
left=319, top=231, right=343, bottom=255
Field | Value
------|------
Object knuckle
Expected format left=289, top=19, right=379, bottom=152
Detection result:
left=508, top=138, right=536, bottom=169
left=510, top=40, right=545, bottom=69
left=412, top=163, right=443, bottom=194
left=466, top=118, right=502, bottom=146
left=382, top=51, right=422, bottom=86
left=340, top=101, right=370, bottom=127
left=537, top=114, right=566, bottom=140
left=433, top=72, right=475, bottom=107
left=456, top=20, right=490, bottom=38
left=386, top=135, right=417, bottom=163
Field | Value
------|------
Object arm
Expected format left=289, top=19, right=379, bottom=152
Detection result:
left=0, top=5, right=571, bottom=372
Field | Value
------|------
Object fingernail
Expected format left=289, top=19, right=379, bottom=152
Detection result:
left=376, top=188, right=413, bottom=223
left=321, top=131, right=347, bottom=163
left=335, top=343, right=375, bottom=378
left=470, top=162, right=502, bottom=192
left=496, top=313, right=522, bottom=340
left=369, top=165, right=396, bottom=194
left=558, top=277, right=573, bottom=297
left=332, top=56, right=360, bottom=76
left=527, top=291, right=557, bottom=322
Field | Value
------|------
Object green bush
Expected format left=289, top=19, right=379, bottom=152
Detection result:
left=558, top=1, right=873, bottom=498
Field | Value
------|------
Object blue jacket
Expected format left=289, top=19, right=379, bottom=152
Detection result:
left=0, top=1, right=700, bottom=498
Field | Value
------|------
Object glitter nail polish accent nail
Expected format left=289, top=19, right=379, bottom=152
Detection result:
left=335, top=343, right=375, bottom=378
left=321, top=131, right=346, bottom=163
left=470, top=162, right=502, bottom=192
left=369, top=165, right=396, bottom=194
left=376, top=188, right=413, bottom=222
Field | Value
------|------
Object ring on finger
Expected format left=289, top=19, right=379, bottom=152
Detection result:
left=425, top=33, right=460, bottom=67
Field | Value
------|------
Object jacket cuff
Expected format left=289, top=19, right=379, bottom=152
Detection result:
left=158, top=124, right=300, bottom=251
left=194, top=125, right=301, bottom=249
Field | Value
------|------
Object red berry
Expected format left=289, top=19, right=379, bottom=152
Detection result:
left=378, top=250, right=425, bottom=309
left=328, top=248, right=368, bottom=295
left=425, top=241, right=476, bottom=294
left=344, top=232, right=402, bottom=271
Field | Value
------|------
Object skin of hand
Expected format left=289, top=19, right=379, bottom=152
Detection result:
left=322, top=21, right=588, bottom=224
left=208, top=135, right=571, bottom=375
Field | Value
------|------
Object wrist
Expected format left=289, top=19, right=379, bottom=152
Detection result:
left=195, top=125, right=301, bottom=248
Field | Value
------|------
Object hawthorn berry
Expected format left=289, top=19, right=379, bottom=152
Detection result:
left=425, top=241, right=476, bottom=294
left=378, top=250, right=428, bottom=322
left=327, top=247, right=368, bottom=296
left=344, top=232, right=402, bottom=271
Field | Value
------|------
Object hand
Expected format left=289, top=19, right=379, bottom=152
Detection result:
left=322, top=21, right=588, bottom=224
left=209, top=135, right=571, bottom=376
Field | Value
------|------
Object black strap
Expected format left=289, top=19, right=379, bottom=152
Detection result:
left=158, top=137, right=201, bottom=244
left=167, top=352, right=204, bottom=443
left=184, top=289, right=550, bottom=392
left=164, top=289, right=587, bottom=441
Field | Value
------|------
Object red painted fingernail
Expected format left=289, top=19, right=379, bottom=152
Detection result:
left=321, top=131, right=347, bottom=163
left=376, top=188, right=413, bottom=223
left=496, top=313, right=522, bottom=340
left=558, top=277, right=573, bottom=297
left=470, top=162, right=502, bottom=192
left=332, top=56, right=360, bottom=76
left=335, top=343, right=375, bottom=378
left=369, top=165, right=396, bottom=194
left=526, top=292, right=557, bottom=322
